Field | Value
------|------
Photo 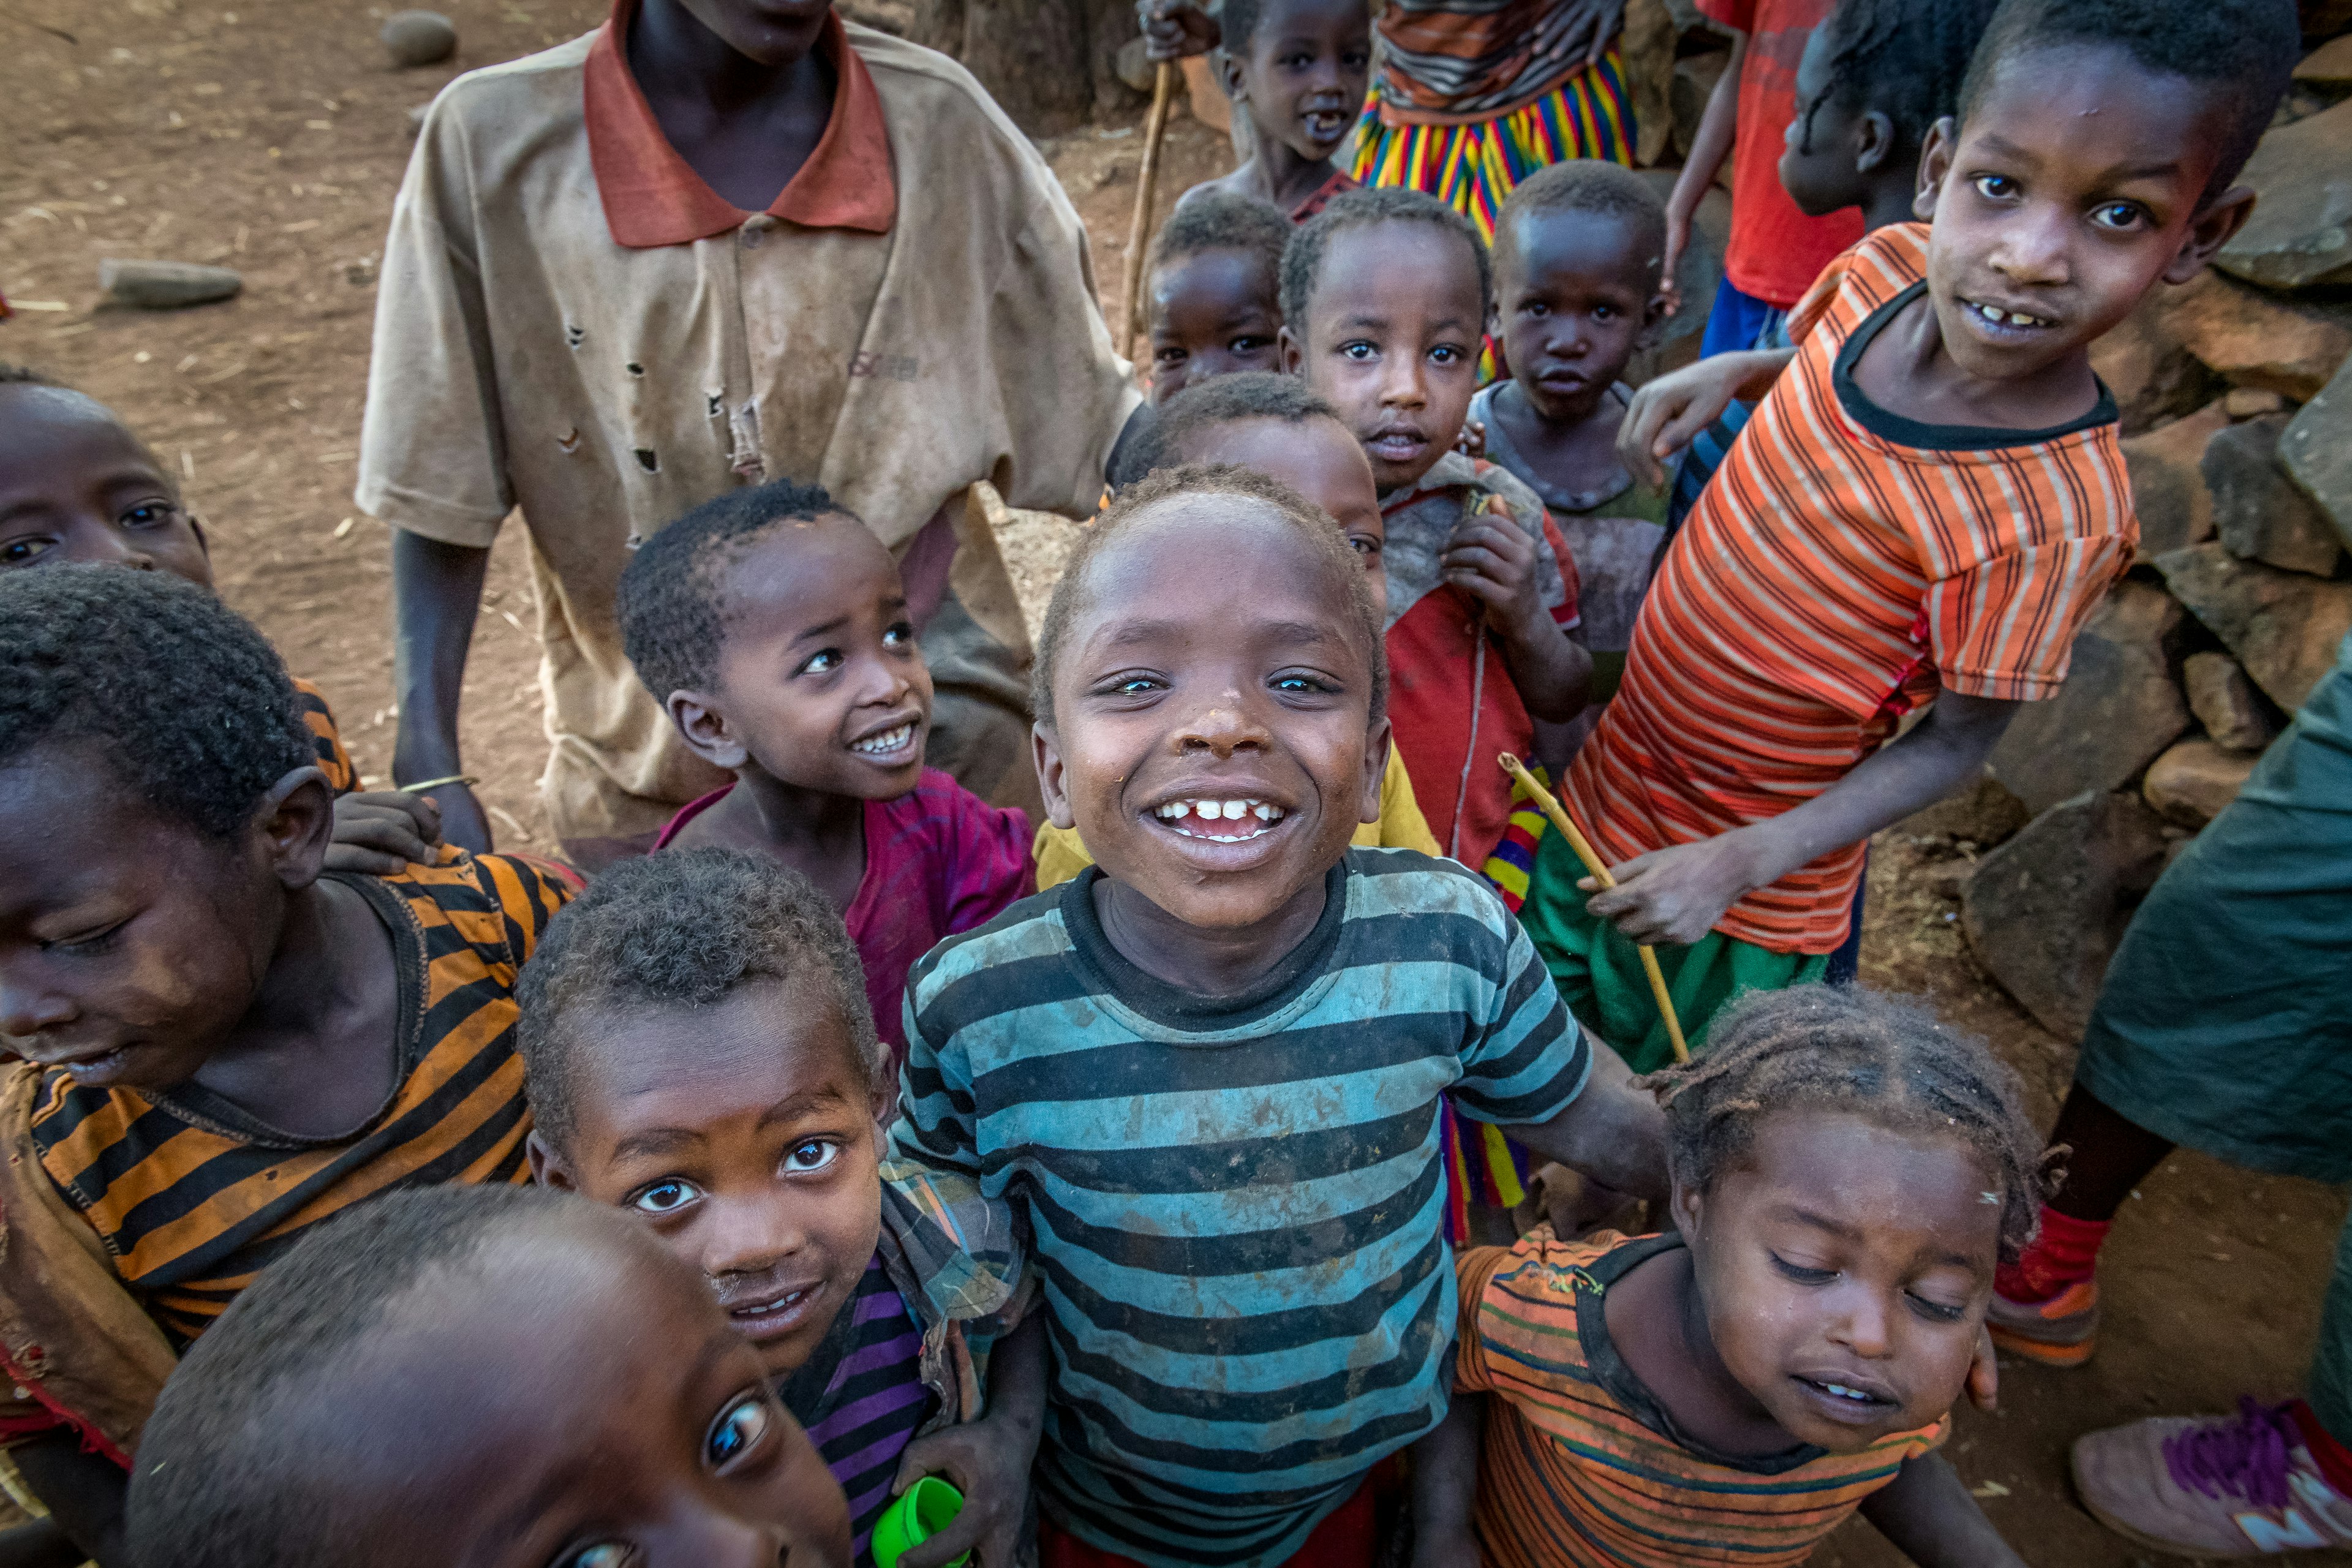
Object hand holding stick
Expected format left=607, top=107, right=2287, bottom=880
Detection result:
left=1498, top=753, right=1689, bottom=1063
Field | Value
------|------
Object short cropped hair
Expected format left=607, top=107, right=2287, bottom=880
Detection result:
left=1495, top=159, right=1668, bottom=282
left=617, top=477, right=847, bottom=704
left=515, top=848, right=883, bottom=1155
left=1281, top=186, right=1492, bottom=331
left=1116, top=372, right=1344, bottom=488
left=1152, top=190, right=1293, bottom=287
left=1642, top=986, right=2058, bottom=1262
left=1798, top=0, right=2000, bottom=165
left=126, top=1187, right=640, bottom=1568
left=0, top=567, right=311, bottom=839
left=1958, top=0, right=2298, bottom=203
left=1031, top=462, right=1386, bottom=727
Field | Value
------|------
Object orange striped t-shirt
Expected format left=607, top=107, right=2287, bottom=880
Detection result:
left=1456, top=1229, right=1947, bottom=1568
left=1562, top=222, right=2135, bottom=952
left=29, top=854, right=570, bottom=1346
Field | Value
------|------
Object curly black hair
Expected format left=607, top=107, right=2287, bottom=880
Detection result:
left=1031, top=461, right=1385, bottom=728
left=127, top=1187, right=668, bottom=1568
left=1153, top=189, right=1292, bottom=287
left=1794, top=0, right=2000, bottom=170
left=616, top=477, right=852, bottom=705
left=516, top=848, right=882, bottom=1156
left=1280, top=185, right=1492, bottom=334
left=1957, top=0, right=2298, bottom=203
left=1114, top=371, right=1344, bottom=489
left=0, top=566, right=311, bottom=839
left=1640, top=985, right=2058, bottom=1262
left=1494, top=158, right=1668, bottom=284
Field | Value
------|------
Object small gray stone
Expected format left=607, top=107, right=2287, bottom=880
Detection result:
left=2143, top=738, right=2263, bottom=828
left=2155, top=542, right=2352, bottom=712
left=2215, top=97, right=2352, bottom=290
left=1962, top=791, right=2172, bottom=1040
left=1988, top=580, right=2190, bottom=813
left=382, top=9, right=458, bottom=68
left=2205, top=414, right=2343, bottom=576
left=2282, top=354, right=2352, bottom=545
left=98, top=258, right=242, bottom=310
left=2184, top=650, right=2279, bottom=752
left=1114, top=36, right=1156, bottom=94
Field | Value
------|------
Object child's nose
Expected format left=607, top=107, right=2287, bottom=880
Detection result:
left=1989, top=206, right=2072, bottom=287
left=1174, top=696, right=1270, bottom=756
left=0, top=970, right=77, bottom=1040
left=1829, top=1287, right=1896, bottom=1359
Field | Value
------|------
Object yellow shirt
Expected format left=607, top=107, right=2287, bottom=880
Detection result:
left=1033, top=747, right=1442, bottom=889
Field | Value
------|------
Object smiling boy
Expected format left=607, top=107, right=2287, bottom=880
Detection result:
left=887, top=464, right=1664, bottom=1568
left=1521, top=0, right=2297, bottom=1072
left=1174, top=0, right=1369, bottom=221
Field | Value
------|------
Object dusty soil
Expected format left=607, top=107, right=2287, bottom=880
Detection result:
left=2, top=3, right=2343, bottom=1562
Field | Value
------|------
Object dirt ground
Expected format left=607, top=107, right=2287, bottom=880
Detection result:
left=2, top=2, right=2345, bottom=1562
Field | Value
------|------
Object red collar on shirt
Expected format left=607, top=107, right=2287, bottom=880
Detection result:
left=583, top=1, right=896, bottom=248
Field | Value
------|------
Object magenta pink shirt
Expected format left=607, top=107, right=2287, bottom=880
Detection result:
left=654, top=770, right=1033, bottom=1061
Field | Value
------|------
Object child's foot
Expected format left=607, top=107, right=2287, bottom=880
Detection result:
left=2072, top=1400, right=2352, bottom=1557
left=1985, top=1276, right=2099, bottom=1366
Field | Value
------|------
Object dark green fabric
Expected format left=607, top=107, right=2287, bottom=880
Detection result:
left=2073, top=633, right=2352, bottom=1185
left=1518, top=826, right=1828, bottom=1072
left=2310, top=1215, right=2352, bottom=1444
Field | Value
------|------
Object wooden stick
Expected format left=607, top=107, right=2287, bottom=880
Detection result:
left=1120, top=60, right=1178, bottom=361
left=1498, top=753, right=1689, bottom=1064
left=399, top=774, right=479, bottom=794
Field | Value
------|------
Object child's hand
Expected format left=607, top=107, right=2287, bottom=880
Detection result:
left=1615, top=349, right=1793, bottom=489
left=1581, top=829, right=1769, bottom=947
left=889, top=1427, right=1027, bottom=1567
left=1556, top=0, right=1627, bottom=69
left=1454, top=418, right=1487, bottom=460
left=1136, top=0, right=1218, bottom=60
left=325, top=790, right=443, bottom=875
left=1442, top=500, right=1548, bottom=641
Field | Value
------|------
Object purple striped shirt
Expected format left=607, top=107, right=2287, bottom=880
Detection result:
left=777, top=1254, right=935, bottom=1563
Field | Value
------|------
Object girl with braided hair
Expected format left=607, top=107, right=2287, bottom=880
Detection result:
left=1414, top=984, right=2043, bottom=1567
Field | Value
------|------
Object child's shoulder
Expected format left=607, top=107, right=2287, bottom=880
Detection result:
left=1343, top=844, right=1515, bottom=926
left=1790, top=221, right=1933, bottom=346
left=415, top=29, right=598, bottom=138
left=369, top=853, right=578, bottom=970
left=845, top=23, right=1059, bottom=179
left=903, top=874, right=1079, bottom=1012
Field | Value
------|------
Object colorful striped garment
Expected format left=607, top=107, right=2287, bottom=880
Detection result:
left=1458, top=1229, right=1948, bottom=1566
left=888, top=849, right=1593, bottom=1568
left=28, top=856, right=571, bottom=1346
left=1561, top=222, right=2135, bottom=953
left=776, top=1254, right=936, bottom=1562
left=290, top=675, right=357, bottom=794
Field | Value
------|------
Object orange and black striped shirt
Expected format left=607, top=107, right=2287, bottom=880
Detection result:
left=28, top=855, right=570, bottom=1346
left=1562, top=222, right=2135, bottom=952
left=290, top=675, right=357, bottom=794
left=1457, top=1229, right=1947, bottom=1567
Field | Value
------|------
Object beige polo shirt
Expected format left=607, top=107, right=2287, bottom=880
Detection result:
left=357, top=15, right=1139, bottom=845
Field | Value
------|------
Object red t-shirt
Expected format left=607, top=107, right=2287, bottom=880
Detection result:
left=1695, top=0, right=1864, bottom=308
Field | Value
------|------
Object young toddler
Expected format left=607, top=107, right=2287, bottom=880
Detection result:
left=1280, top=187, right=1593, bottom=870
left=0, top=568, right=573, bottom=1560
left=1520, top=0, right=2296, bottom=1072
left=888, top=463, right=1665, bottom=1568
left=518, top=848, right=1041, bottom=1566
left=1466, top=162, right=1672, bottom=730
left=0, top=364, right=453, bottom=875
left=1142, top=192, right=1292, bottom=407
left=124, top=1186, right=855, bottom=1568
left=1049, top=371, right=1437, bottom=888
left=1414, top=986, right=2041, bottom=1567
left=619, top=478, right=1032, bottom=1063
left=1175, top=0, right=1369, bottom=221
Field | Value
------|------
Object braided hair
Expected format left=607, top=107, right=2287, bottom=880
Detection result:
left=1795, top=0, right=2002, bottom=166
left=1641, top=986, right=2057, bottom=1261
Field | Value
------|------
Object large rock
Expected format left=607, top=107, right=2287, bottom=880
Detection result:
left=2299, top=34, right=2352, bottom=85
left=2149, top=268, right=2352, bottom=402
left=1962, top=791, right=2171, bottom=1039
left=2155, top=542, right=2352, bottom=712
left=2143, top=738, right=2263, bottom=827
left=97, top=258, right=241, bottom=309
left=2120, top=402, right=2227, bottom=562
left=1621, top=0, right=1679, bottom=167
left=1894, top=772, right=2032, bottom=846
left=2089, top=292, right=2220, bottom=436
left=1671, top=51, right=1730, bottom=163
left=382, top=9, right=458, bottom=67
left=2184, top=650, right=2279, bottom=752
left=2215, top=98, right=2352, bottom=290
left=1988, top=580, right=2190, bottom=813
left=2205, top=414, right=2343, bottom=576
left=2282, top=355, right=2352, bottom=545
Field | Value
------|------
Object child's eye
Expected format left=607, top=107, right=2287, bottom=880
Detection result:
left=1523, top=301, right=1548, bottom=318
left=554, top=1544, right=635, bottom=1568
left=1593, top=304, right=1615, bottom=321
left=1430, top=345, right=1466, bottom=366
left=1344, top=48, right=1368, bottom=67
left=1971, top=173, right=2018, bottom=202
left=1907, top=1291, right=1969, bottom=1324
left=883, top=621, right=915, bottom=648
left=797, top=648, right=845, bottom=676
left=1348, top=535, right=1381, bottom=559
left=628, top=1178, right=701, bottom=1216
left=782, top=1139, right=840, bottom=1175
left=1100, top=674, right=1166, bottom=698
left=1153, top=345, right=1186, bottom=366
left=1281, top=50, right=1311, bottom=68
left=1230, top=334, right=1274, bottom=355
left=1270, top=672, right=1335, bottom=695
left=43, top=919, right=128, bottom=956
left=119, top=501, right=178, bottom=530
left=705, top=1391, right=774, bottom=1469
left=1770, top=1253, right=1838, bottom=1286
left=0, top=535, right=55, bottom=567
left=2089, top=201, right=2147, bottom=232
left=1338, top=339, right=1379, bottom=362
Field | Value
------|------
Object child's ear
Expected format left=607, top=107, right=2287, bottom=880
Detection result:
left=257, top=767, right=335, bottom=891
left=1668, top=1173, right=1704, bottom=1242
left=526, top=1129, right=576, bottom=1189
left=1276, top=324, right=1305, bottom=375
left=1033, top=720, right=1077, bottom=831
left=666, top=688, right=750, bottom=771
left=1359, top=717, right=1390, bottom=827
left=2163, top=185, right=2260, bottom=285
left=869, top=1077, right=899, bottom=1132
left=1219, top=46, right=1248, bottom=106
left=1912, top=116, right=1956, bottom=222
left=1852, top=109, right=1896, bottom=176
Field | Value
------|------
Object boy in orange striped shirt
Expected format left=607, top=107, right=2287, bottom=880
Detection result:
left=1520, top=0, right=2292, bottom=1070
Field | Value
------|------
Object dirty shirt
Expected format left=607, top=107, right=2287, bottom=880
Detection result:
left=357, top=5, right=1138, bottom=846
left=775, top=1253, right=935, bottom=1563
left=887, top=848, right=1593, bottom=1568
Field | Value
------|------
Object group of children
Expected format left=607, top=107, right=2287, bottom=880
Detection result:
left=0, top=0, right=2317, bottom=1562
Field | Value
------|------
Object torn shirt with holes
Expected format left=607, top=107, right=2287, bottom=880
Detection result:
left=356, top=9, right=1139, bottom=845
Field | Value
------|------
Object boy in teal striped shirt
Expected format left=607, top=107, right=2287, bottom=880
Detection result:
left=886, top=464, right=1665, bottom=1567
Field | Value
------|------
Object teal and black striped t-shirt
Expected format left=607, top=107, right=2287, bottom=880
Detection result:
left=888, top=848, right=1591, bottom=1567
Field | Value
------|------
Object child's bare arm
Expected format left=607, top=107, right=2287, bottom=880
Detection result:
left=1859, top=1452, right=2030, bottom=1567
left=1442, top=505, right=1593, bottom=723
left=1507, top=1036, right=1668, bottom=1202
left=12, top=1431, right=129, bottom=1567
left=1409, top=1393, right=1485, bottom=1568
left=1584, top=689, right=2019, bottom=947
left=1660, top=29, right=1746, bottom=310
left=1617, top=348, right=1796, bottom=489
left=390, top=530, right=494, bottom=853
left=893, top=1309, right=1049, bottom=1568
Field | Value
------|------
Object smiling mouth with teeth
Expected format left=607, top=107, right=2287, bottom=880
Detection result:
left=850, top=721, right=916, bottom=758
left=1802, top=1376, right=1891, bottom=1406
left=1152, top=797, right=1286, bottom=842
left=1966, top=299, right=2053, bottom=330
